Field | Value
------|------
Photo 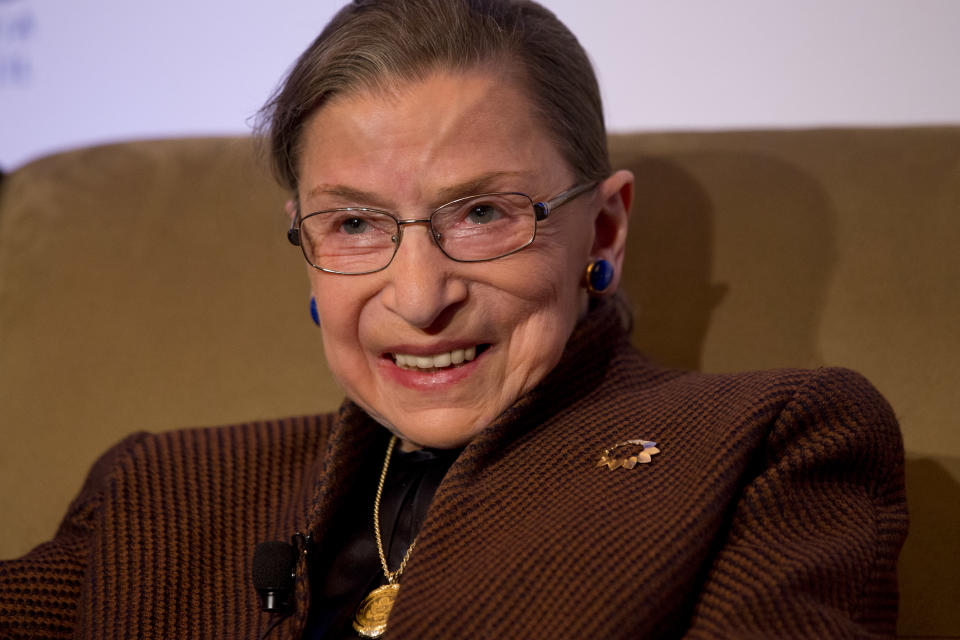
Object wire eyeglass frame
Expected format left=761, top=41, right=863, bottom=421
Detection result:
left=286, top=181, right=597, bottom=275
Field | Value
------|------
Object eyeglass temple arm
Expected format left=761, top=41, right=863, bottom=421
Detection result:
left=533, top=182, right=598, bottom=221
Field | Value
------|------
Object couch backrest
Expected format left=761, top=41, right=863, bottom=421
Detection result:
left=1, top=130, right=957, bottom=636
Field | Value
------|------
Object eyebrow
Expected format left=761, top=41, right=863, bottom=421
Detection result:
left=433, top=171, right=534, bottom=204
left=304, top=170, right=535, bottom=211
left=304, top=184, right=389, bottom=210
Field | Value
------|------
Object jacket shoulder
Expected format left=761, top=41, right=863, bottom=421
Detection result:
left=0, top=413, right=338, bottom=639
left=622, top=354, right=897, bottom=439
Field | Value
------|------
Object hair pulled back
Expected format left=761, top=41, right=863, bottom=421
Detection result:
left=258, top=0, right=610, bottom=195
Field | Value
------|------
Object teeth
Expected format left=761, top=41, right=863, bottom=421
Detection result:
left=393, top=346, right=478, bottom=370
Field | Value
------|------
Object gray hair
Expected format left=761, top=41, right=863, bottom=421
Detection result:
left=257, top=0, right=610, bottom=196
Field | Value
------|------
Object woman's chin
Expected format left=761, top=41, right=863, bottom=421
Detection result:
left=377, top=407, right=495, bottom=450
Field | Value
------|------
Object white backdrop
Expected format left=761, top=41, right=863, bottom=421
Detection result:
left=2, top=0, right=959, bottom=170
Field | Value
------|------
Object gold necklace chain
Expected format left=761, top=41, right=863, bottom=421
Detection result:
left=352, top=435, right=418, bottom=638
left=374, top=435, right=417, bottom=584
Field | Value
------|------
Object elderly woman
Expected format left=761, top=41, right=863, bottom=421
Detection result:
left=0, top=1, right=907, bottom=639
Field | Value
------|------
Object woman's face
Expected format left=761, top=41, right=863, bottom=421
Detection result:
left=297, top=69, right=622, bottom=449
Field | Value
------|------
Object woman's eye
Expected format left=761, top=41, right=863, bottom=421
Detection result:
left=340, top=217, right=368, bottom=234
left=466, top=204, right=501, bottom=224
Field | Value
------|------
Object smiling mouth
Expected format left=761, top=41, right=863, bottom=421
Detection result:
left=391, top=345, right=491, bottom=371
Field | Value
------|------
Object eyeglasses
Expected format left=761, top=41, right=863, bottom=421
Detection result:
left=286, top=182, right=597, bottom=275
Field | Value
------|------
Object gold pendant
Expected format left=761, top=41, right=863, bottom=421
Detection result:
left=352, top=583, right=400, bottom=638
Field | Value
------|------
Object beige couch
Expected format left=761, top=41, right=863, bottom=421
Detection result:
left=1, top=130, right=957, bottom=637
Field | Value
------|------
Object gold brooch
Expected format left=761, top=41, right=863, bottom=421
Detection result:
left=597, top=439, right=660, bottom=469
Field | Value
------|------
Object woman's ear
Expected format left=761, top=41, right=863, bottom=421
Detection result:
left=589, top=169, right=634, bottom=292
left=285, top=198, right=298, bottom=221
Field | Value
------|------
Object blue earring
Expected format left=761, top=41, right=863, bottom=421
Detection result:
left=309, top=296, right=320, bottom=326
left=585, top=259, right=614, bottom=295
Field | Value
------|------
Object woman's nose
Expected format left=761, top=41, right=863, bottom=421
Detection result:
left=380, top=225, right=468, bottom=330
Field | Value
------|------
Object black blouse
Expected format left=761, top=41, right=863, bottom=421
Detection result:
left=303, top=443, right=459, bottom=639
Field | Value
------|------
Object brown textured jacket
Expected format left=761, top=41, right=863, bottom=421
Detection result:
left=0, top=302, right=908, bottom=639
